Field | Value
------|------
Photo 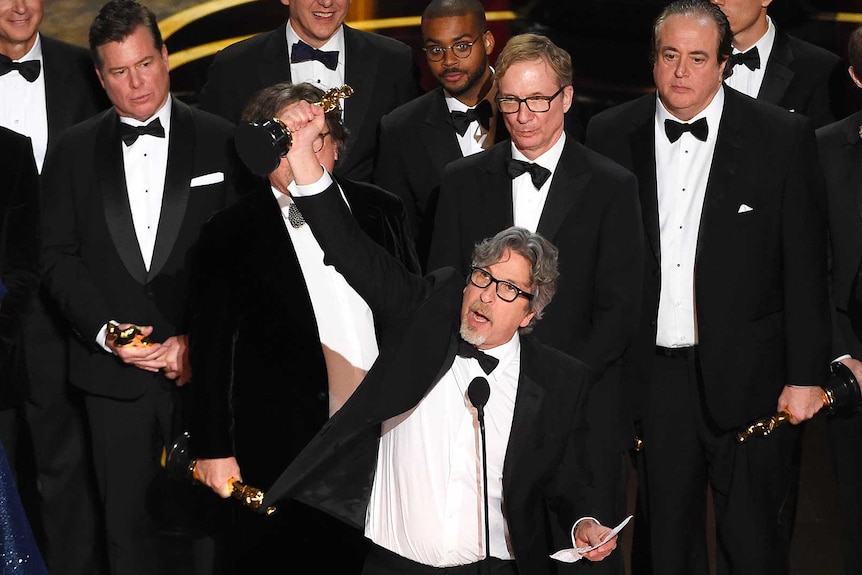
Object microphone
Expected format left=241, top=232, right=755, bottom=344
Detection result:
left=468, top=376, right=491, bottom=567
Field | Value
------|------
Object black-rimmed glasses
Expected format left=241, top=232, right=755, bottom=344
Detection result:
left=422, top=34, right=482, bottom=62
left=313, top=131, right=330, bottom=154
left=468, top=266, right=534, bottom=302
left=496, top=86, right=565, bottom=114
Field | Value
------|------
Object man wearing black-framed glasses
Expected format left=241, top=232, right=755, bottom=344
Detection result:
left=374, top=0, right=505, bottom=271
left=429, top=32, right=643, bottom=575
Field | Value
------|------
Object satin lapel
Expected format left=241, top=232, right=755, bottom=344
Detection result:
left=260, top=25, right=293, bottom=90
left=42, top=38, right=74, bottom=146
left=482, top=147, right=515, bottom=228
left=757, top=33, right=793, bottom=105
left=501, top=344, right=544, bottom=492
left=697, top=95, right=744, bottom=263
left=340, top=178, right=385, bottom=245
left=343, top=25, right=376, bottom=153
left=98, top=112, right=147, bottom=284
left=148, top=98, right=193, bottom=281
left=844, top=116, right=862, bottom=223
left=536, top=138, right=589, bottom=241
left=422, top=89, right=464, bottom=174
left=631, top=119, right=660, bottom=265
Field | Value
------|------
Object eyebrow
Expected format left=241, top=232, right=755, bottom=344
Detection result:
left=424, top=33, right=473, bottom=45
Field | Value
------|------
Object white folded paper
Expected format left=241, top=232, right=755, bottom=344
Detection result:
left=550, top=515, right=633, bottom=563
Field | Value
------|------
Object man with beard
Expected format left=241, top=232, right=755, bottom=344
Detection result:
left=373, top=0, right=502, bottom=269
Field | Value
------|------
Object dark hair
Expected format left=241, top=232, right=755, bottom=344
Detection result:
left=651, top=0, right=733, bottom=79
left=471, top=226, right=559, bottom=332
left=422, top=0, right=487, bottom=29
left=89, top=0, right=163, bottom=69
left=241, top=82, right=349, bottom=157
left=849, top=25, right=862, bottom=73
left=494, top=33, right=573, bottom=88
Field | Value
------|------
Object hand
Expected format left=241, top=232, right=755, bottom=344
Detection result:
left=777, top=384, right=824, bottom=424
left=280, top=101, right=327, bottom=185
left=838, top=357, right=862, bottom=395
left=106, top=324, right=166, bottom=372
left=574, top=519, right=617, bottom=562
left=161, top=335, right=191, bottom=386
left=194, top=457, right=241, bottom=498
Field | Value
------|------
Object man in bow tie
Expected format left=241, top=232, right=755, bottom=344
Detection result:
left=39, top=2, right=239, bottom=573
left=0, top=2, right=109, bottom=575
left=373, top=0, right=504, bottom=270
left=187, top=81, right=418, bottom=574
left=711, top=0, right=842, bottom=128
left=586, top=1, right=829, bottom=572
left=256, top=95, right=621, bottom=572
left=198, top=0, right=420, bottom=184
left=428, top=31, right=642, bottom=575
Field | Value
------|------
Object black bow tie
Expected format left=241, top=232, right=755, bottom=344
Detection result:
left=291, top=40, right=339, bottom=71
left=506, top=158, right=551, bottom=189
left=0, top=55, right=40, bottom=82
left=729, top=47, right=760, bottom=71
left=664, top=117, right=708, bottom=143
left=120, top=118, right=165, bottom=146
left=450, top=100, right=493, bottom=136
left=456, top=338, right=499, bottom=375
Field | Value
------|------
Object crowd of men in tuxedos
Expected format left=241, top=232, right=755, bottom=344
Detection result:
left=1, top=0, right=862, bottom=573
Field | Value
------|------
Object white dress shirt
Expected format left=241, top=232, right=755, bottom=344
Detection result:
left=446, top=93, right=490, bottom=157
left=366, top=333, right=521, bottom=566
left=0, top=34, right=48, bottom=172
left=277, top=183, right=379, bottom=413
left=653, top=89, right=724, bottom=348
left=511, top=132, right=565, bottom=233
left=724, top=16, right=776, bottom=99
left=286, top=21, right=344, bottom=94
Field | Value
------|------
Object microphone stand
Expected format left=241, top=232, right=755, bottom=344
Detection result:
left=468, top=376, right=491, bottom=575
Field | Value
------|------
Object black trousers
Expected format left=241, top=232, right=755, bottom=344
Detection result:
left=636, top=348, right=797, bottom=575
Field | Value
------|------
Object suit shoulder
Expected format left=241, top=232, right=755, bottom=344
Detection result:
left=211, top=28, right=278, bottom=66
left=782, top=32, right=842, bottom=68
left=41, top=35, right=91, bottom=62
left=586, top=93, right=653, bottom=134
left=381, top=89, right=440, bottom=128
left=341, top=178, right=406, bottom=213
left=524, top=336, right=592, bottom=381
left=187, top=104, right=236, bottom=135
left=576, top=139, right=637, bottom=180
left=348, top=25, right=412, bottom=57
left=816, top=111, right=861, bottom=145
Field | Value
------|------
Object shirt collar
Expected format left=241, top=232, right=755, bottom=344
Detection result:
left=735, top=15, right=776, bottom=61
left=14, top=32, right=42, bottom=63
left=655, top=85, right=725, bottom=142
left=286, top=20, right=345, bottom=59
left=482, top=331, right=521, bottom=374
left=511, top=129, right=566, bottom=172
left=118, top=94, right=172, bottom=134
left=444, top=66, right=496, bottom=113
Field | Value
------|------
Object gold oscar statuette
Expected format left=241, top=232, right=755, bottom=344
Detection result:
left=106, top=323, right=151, bottom=347
left=190, top=461, right=276, bottom=516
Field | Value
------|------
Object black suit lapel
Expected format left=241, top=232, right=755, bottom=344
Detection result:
left=839, top=116, right=862, bottom=223
left=343, top=25, right=376, bottom=160
left=149, top=98, right=193, bottom=280
left=261, top=24, right=293, bottom=91
left=502, top=339, right=544, bottom=492
left=536, top=137, right=590, bottom=241
left=422, top=88, right=465, bottom=173
left=42, top=37, right=83, bottom=146
left=758, top=31, right=794, bottom=105
left=632, top=118, right=660, bottom=265
left=98, top=111, right=147, bottom=284
left=482, top=146, right=515, bottom=229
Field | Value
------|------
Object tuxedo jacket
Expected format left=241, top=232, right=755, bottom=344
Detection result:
left=39, top=98, right=239, bottom=400
left=373, top=87, right=510, bottom=270
left=754, top=28, right=842, bottom=129
left=188, top=177, right=419, bottom=490
left=262, top=182, right=596, bottom=575
left=41, top=35, right=110, bottom=151
left=0, top=128, right=39, bottom=406
left=427, top=135, right=643, bottom=451
left=586, top=88, right=830, bottom=429
left=198, top=22, right=421, bottom=183
left=817, top=111, right=862, bottom=358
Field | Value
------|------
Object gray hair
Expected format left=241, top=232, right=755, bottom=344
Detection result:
left=471, top=226, right=559, bottom=333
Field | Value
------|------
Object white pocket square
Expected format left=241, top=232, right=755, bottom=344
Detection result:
left=738, top=204, right=754, bottom=213
left=190, top=172, right=224, bottom=187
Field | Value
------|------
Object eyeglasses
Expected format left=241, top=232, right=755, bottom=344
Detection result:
left=422, top=34, right=482, bottom=62
left=468, top=266, right=534, bottom=302
left=313, top=131, right=330, bottom=154
left=496, top=86, right=565, bottom=114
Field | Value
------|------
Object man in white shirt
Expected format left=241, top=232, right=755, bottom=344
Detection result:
left=198, top=0, right=420, bottom=183
left=0, top=2, right=108, bottom=574
left=256, top=95, right=620, bottom=573
left=712, top=0, right=842, bottom=127
left=39, top=2, right=238, bottom=573
left=586, top=0, right=829, bottom=572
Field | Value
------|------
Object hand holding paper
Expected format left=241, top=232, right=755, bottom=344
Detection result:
left=551, top=515, right=633, bottom=563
